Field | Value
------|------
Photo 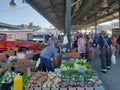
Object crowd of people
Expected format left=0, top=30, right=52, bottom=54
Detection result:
left=72, top=31, right=120, bottom=73
left=36, top=31, right=120, bottom=74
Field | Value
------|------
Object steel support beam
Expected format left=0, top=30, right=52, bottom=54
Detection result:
left=65, top=0, right=71, bottom=51
left=95, top=21, right=97, bottom=33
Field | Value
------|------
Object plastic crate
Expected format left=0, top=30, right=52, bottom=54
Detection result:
left=34, top=87, right=41, bottom=90
left=51, top=88, right=59, bottom=90
left=69, top=87, right=76, bottom=90
left=94, top=86, right=104, bottom=90
left=86, top=87, right=94, bottom=90
left=76, top=87, right=84, bottom=90
left=42, top=88, right=50, bottom=90
left=0, top=81, right=13, bottom=90
left=60, top=88, right=67, bottom=90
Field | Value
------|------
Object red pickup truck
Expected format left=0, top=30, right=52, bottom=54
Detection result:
left=0, top=33, right=40, bottom=52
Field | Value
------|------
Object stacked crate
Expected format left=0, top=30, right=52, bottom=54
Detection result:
left=15, top=60, right=30, bottom=73
left=29, top=61, right=37, bottom=71
left=14, top=60, right=37, bottom=73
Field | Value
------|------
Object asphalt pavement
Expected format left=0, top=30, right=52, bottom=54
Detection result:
left=90, top=50, right=120, bottom=90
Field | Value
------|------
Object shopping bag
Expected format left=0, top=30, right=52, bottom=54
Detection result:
left=35, top=58, right=41, bottom=68
left=111, top=54, right=116, bottom=64
left=63, top=35, right=68, bottom=44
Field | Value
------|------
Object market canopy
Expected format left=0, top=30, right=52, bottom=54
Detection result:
left=26, top=0, right=119, bottom=30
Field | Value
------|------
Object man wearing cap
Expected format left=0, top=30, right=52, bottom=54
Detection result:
left=38, top=41, right=58, bottom=72
left=97, top=31, right=112, bottom=73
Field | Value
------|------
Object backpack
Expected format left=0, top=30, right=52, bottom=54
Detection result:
left=117, top=36, right=120, bottom=44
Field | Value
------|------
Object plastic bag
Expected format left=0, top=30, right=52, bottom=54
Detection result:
left=7, top=56, right=16, bottom=64
left=35, top=58, right=41, bottom=68
left=63, top=35, right=68, bottom=44
left=111, top=54, right=116, bottom=64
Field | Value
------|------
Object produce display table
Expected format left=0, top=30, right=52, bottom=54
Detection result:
left=2, top=53, right=105, bottom=90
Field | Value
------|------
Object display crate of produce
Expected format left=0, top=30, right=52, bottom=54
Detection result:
left=29, top=61, right=36, bottom=71
left=0, top=63, right=11, bottom=74
left=69, top=87, right=76, bottom=90
left=0, top=59, right=6, bottom=63
left=0, top=71, right=17, bottom=90
left=6, top=48, right=15, bottom=56
left=76, top=87, right=84, bottom=90
left=85, top=87, right=94, bottom=90
left=51, top=88, right=59, bottom=90
left=34, top=87, right=41, bottom=90
left=25, top=87, right=33, bottom=90
left=15, top=66, right=27, bottom=73
left=17, top=60, right=30, bottom=66
left=60, top=88, right=67, bottom=90
left=94, top=86, right=104, bottom=90
left=10, top=59, right=17, bottom=67
left=42, top=88, right=50, bottom=90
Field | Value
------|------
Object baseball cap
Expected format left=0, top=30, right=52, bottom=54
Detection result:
left=101, top=31, right=107, bottom=35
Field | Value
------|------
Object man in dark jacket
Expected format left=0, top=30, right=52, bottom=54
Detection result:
left=97, top=31, right=112, bottom=73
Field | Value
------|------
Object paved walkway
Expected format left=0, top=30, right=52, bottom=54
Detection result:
left=90, top=51, right=120, bottom=90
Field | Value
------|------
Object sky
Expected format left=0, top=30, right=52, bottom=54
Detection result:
left=0, top=0, right=52, bottom=28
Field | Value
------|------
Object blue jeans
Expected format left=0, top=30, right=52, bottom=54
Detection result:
left=40, top=57, right=53, bottom=72
left=99, top=48, right=112, bottom=69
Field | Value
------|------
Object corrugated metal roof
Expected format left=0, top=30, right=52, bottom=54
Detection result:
left=26, top=0, right=119, bottom=30
left=0, top=22, right=21, bottom=29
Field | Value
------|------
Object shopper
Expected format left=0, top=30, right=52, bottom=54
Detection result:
left=38, top=41, right=58, bottom=72
left=97, top=31, right=112, bottom=73
left=87, top=35, right=94, bottom=61
left=77, top=33, right=86, bottom=58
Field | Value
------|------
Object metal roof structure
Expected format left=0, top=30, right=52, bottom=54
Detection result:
left=0, top=22, right=21, bottom=29
left=26, top=0, right=119, bottom=30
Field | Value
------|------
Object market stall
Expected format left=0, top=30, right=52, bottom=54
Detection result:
left=0, top=46, right=105, bottom=90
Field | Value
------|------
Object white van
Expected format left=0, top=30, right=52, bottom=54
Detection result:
left=33, top=34, right=50, bottom=42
